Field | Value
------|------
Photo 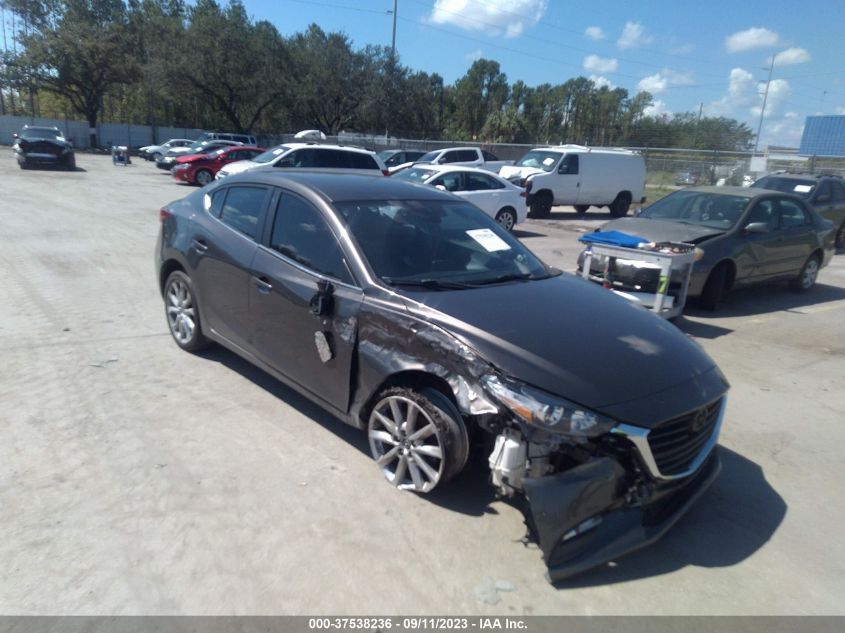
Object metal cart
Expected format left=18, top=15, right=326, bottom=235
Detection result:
left=579, top=242, right=696, bottom=320
left=111, top=145, right=131, bottom=166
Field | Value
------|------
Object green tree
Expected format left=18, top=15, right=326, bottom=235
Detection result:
left=449, top=59, right=508, bottom=139
left=7, top=0, right=139, bottom=147
left=168, top=0, right=290, bottom=133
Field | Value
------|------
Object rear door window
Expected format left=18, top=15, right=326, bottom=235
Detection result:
left=218, top=186, right=269, bottom=239
left=431, top=172, right=463, bottom=192
left=779, top=199, right=812, bottom=228
left=456, top=149, right=479, bottom=162
left=482, top=150, right=499, bottom=161
left=441, top=150, right=462, bottom=163
left=348, top=152, right=379, bottom=170
left=465, top=172, right=502, bottom=191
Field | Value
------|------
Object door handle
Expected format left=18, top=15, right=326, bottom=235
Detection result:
left=191, top=238, right=208, bottom=253
left=254, top=276, right=273, bottom=293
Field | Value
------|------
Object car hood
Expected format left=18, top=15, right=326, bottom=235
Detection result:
left=220, top=160, right=258, bottom=176
left=401, top=274, right=724, bottom=425
left=601, top=217, right=726, bottom=244
left=176, top=153, right=207, bottom=163
left=19, top=136, right=71, bottom=147
left=499, top=165, right=545, bottom=180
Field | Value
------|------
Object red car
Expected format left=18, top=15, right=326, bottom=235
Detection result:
left=171, top=146, right=265, bottom=186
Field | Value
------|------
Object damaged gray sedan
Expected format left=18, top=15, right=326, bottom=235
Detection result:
left=156, top=171, right=729, bottom=582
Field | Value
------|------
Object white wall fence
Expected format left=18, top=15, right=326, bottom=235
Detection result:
left=0, top=114, right=205, bottom=149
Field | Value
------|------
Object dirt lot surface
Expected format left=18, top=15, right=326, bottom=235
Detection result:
left=1, top=153, right=844, bottom=615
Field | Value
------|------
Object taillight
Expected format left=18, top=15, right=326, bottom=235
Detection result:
left=524, top=179, right=533, bottom=193
left=382, top=169, right=390, bottom=176
left=159, top=208, right=172, bottom=223
left=520, top=191, right=527, bottom=198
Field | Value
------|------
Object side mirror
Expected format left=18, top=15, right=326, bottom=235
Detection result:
left=744, top=222, right=769, bottom=234
left=815, top=194, right=831, bottom=203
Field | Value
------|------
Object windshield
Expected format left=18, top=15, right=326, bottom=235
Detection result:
left=751, top=176, right=815, bottom=199
left=640, top=191, right=749, bottom=230
left=20, top=128, right=63, bottom=140
left=515, top=150, right=561, bottom=172
left=417, top=150, right=440, bottom=163
left=392, top=167, right=438, bottom=183
left=252, top=145, right=291, bottom=164
left=335, top=199, right=551, bottom=287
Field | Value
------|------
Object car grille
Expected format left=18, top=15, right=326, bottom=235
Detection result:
left=26, top=141, right=61, bottom=155
left=647, top=399, right=722, bottom=476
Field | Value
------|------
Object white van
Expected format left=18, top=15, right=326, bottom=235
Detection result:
left=499, top=145, right=646, bottom=218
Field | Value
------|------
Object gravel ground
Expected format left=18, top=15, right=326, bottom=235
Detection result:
left=1, top=152, right=844, bottom=615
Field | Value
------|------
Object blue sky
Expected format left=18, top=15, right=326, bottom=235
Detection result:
left=246, top=0, right=845, bottom=147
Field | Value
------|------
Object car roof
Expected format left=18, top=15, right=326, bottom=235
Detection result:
left=218, top=170, right=455, bottom=202
left=681, top=186, right=775, bottom=199
left=281, top=143, right=376, bottom=155
left=22, top=125, right=60, bottom=131
left=411, top=164, right=504, bottom=177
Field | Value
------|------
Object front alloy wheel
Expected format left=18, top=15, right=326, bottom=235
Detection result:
left=368, top=388, right=468, bottom=493
left=164, top=271, right=208, bottom=352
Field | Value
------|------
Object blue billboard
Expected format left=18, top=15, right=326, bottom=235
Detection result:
left=799, top=115, right=845, bottom=157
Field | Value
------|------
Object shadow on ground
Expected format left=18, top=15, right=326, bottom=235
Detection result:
left=684, top=282, right=845, bottom=319
left=554, top=446, right=786, bottom=587
left=200, top=345, right=371, bottom=458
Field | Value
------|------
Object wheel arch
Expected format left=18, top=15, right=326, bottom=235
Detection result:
left=159, top=258, right=186, bottom=296
left=358, top=370, right=460, bottom=427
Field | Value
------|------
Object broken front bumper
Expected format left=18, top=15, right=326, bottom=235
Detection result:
left=523, top=448, right=721, bottom=583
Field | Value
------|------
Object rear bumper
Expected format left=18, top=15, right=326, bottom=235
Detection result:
left=524, top=448, right=721, bottom=583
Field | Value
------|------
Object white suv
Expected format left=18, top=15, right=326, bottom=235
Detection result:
left=216, top=143, right=387, bottom=179
left=499, top=145, right=646, bottom=218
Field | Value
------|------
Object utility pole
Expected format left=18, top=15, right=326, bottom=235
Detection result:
left=692, top=102, right=703, bottom=147
left=754, top=53, right=777, bottom=155
left=390, top=0, right=397, bottom=59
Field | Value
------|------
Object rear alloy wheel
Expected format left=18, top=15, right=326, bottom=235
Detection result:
left=495, top=207, right=517, bottom=232
left=367, top=387, right=468, bottom=493
left=790, top=254, right=820, bottom=293
left=574, top=205, right=590, bottom=214
left=194, top=169, right=213, bottom=186
left=699, top=263, right=728, bottom=311
left=835, top=223, right=845, bottom=250
left=529, top=191, right=553, bottom=219
left=609, top=193, right=631, bottom=217
left=164, top=271, right=209, bottom=352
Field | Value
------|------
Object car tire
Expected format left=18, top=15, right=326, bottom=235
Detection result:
left=609, top=193, right=631, bottom=217
left=495, top=207, right=517, bottom=232
left=789, top=253, right=821, bottom=293
left=19, top=160, right=28, bottom=170
left=164, top=271, right=209, bottom=352
left=367, top=386, right=469, bottom=493
left=528, top=191, right=552, bottom=219
left=65, top=156, right=76, bottom=171
left=835, top=222, right=845, bottom=250
left=194, top=169, right=213, bottom=186
left=698, top=263, right=728, bottom=311
left=574, top=205, right=590, bottom=214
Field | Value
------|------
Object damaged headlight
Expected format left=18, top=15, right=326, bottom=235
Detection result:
left=482, top=375, right=615, bottom=437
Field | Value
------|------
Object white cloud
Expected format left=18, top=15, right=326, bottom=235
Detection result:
left=706, top=67, right=756, bottom=116
left=725, top=27, right=779, bottom=53
left=429, top=0, right=548, bottom=38
left=638, top=74, right=668, bottom=94
left=670, top=42, right=695, bottom=55
left=763, top=112, right=804, bottom=148
left=644, top=100, right=668, bottom=117
left=750, top=78, right=791, bottom=118
left=583, top=54, right=618, bottom=74
left=636, top=68, right=695, bottom=95
left=769, top=47, right=811, bottom=66
left=465, top=48, right=483, bottom=61
left=589, top=75, right=615, bottom=89
left=836, top=106, right=845, bottom=115
left=584, top=26, right=605, bottom=41
left=617, top=22, right=653, bottom=49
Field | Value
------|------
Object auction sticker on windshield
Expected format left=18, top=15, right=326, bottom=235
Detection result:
left=794, top=184, right=813, bottom=193
left=466, top=228, right=511, bottom=252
